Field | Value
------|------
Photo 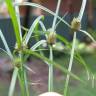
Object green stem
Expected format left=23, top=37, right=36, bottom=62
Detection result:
left=64, top=32, right=76, bottom=96
left=24, top=69, right=30, bottom=96
left=15, top=0, right=22, bottom=41
left=18, top=52, right=30, bottom=96
left=8, top=67, right=18, bottom=96
left=48, top=46, right=53, bottom=92
left=18, top=72, right=25, bottom=96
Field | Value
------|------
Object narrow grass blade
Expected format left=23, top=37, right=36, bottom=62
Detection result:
left=52, top=0, right=61, bottom=30
left=5, top=0, right=21, bottom=47
left=57, top=34, right=90, bottom=72
left=39, top=21, right=46, bottom=32
left=24, top=49, right=85, bottom=83
left=0, top=48, right=11, bottom=57
left=75, top=52, right=90, bottom=79
left=30, top=40, right=46, bottom=50
left=14, top=2, right=71, bottom=28
left=24, top=15, right=44, bottom=44
left=8, top=67, right=18, bottom=96
left=80, top=30, right=96, bottom=42
left=39, top=21, right=47, bottom=35
left=0, top=29, right=13, bottom=59
left=21, top=26, right=29, bottom=32
left=24, top=65, right=36, bottom=74
left=55, top=12, right=68, bottom=29
left=15, top=0, right=22, bottom=40
left=57, top=34, right=91, bottom=81
left=56, top=34, right=71, bottom=48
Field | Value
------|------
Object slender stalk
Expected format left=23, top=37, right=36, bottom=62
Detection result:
left=18, top=72, right=25, bottom=96
left=18, top=52, right=30, bottom=96
left=64, top=0, right=87, bottom=95
left=8, top=67, right=18, bottom=96
left=19, top=53, right=30, bottom=96
left=64, top=32, right=76, bottom=96
left=24, top=69, right=30, bottom=96
left=15, top=0, right=22, bottom=41
left=48, top=0, right=61, bottom=92
left=52, top=0, right=61, bottom=30
left=48, top=46, right=53, bottom=92
left=18, top=53, right=25, bottom=96
left=78, top=0, right=87, bottom=21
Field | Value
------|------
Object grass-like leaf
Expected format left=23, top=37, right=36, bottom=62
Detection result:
left=0, top=29, right=13, bottom=59
left=80, top=30, right=96, bottom=42
left=23, top=49, right=85, bottom=83
left=14, top=2, right=71, bottom=28
left=56, top=34, right=90, bottom=72
left=30, top=40, right=46, bottom=50
left=5, top=0, right=21, bottom=47
left=15, top=0, right=22, bottom=40
left=24, top=15, right=44, bottom=44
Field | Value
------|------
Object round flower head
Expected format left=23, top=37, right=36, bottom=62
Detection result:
left=47, top=29, right=56, bottom=45
left=71, top=17, right=81, bottom=31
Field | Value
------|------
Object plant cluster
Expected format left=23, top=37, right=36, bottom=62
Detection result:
left=0, top=0, right=96, bottom=96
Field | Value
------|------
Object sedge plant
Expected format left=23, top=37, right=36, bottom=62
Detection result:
left=0, top=0, right=85, bottom=96
left=15, top=0, right=96, bottom=95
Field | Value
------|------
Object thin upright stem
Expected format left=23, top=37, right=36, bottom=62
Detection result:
left=24, top=69, right=30, bottom=96
left=64, top=32, right=76, bottom=96
left=18, top=53, right=25, bottom=96
left=48, top=46, right=54, bottom=92
left=52, top=0, right=61, bottom=31
left=78, top=0, right=87, bottom=21
left=48, top=0, right=61, bottom=92
left=18, top=52, right=30, bottom=96
left=64, top=0, right=87, bottom=95
left=8, top=67, right=18, bottom=96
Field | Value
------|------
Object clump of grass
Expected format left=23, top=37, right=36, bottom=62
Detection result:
left=0, top=0, right=96, bottom=96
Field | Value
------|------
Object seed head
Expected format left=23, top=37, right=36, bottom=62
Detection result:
left=47, top=29, right=56, bottom=45
left=71, top=18, right=81, bottom=31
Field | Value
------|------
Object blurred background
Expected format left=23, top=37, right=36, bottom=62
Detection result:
left=0, top=0, right=96, bottom=96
